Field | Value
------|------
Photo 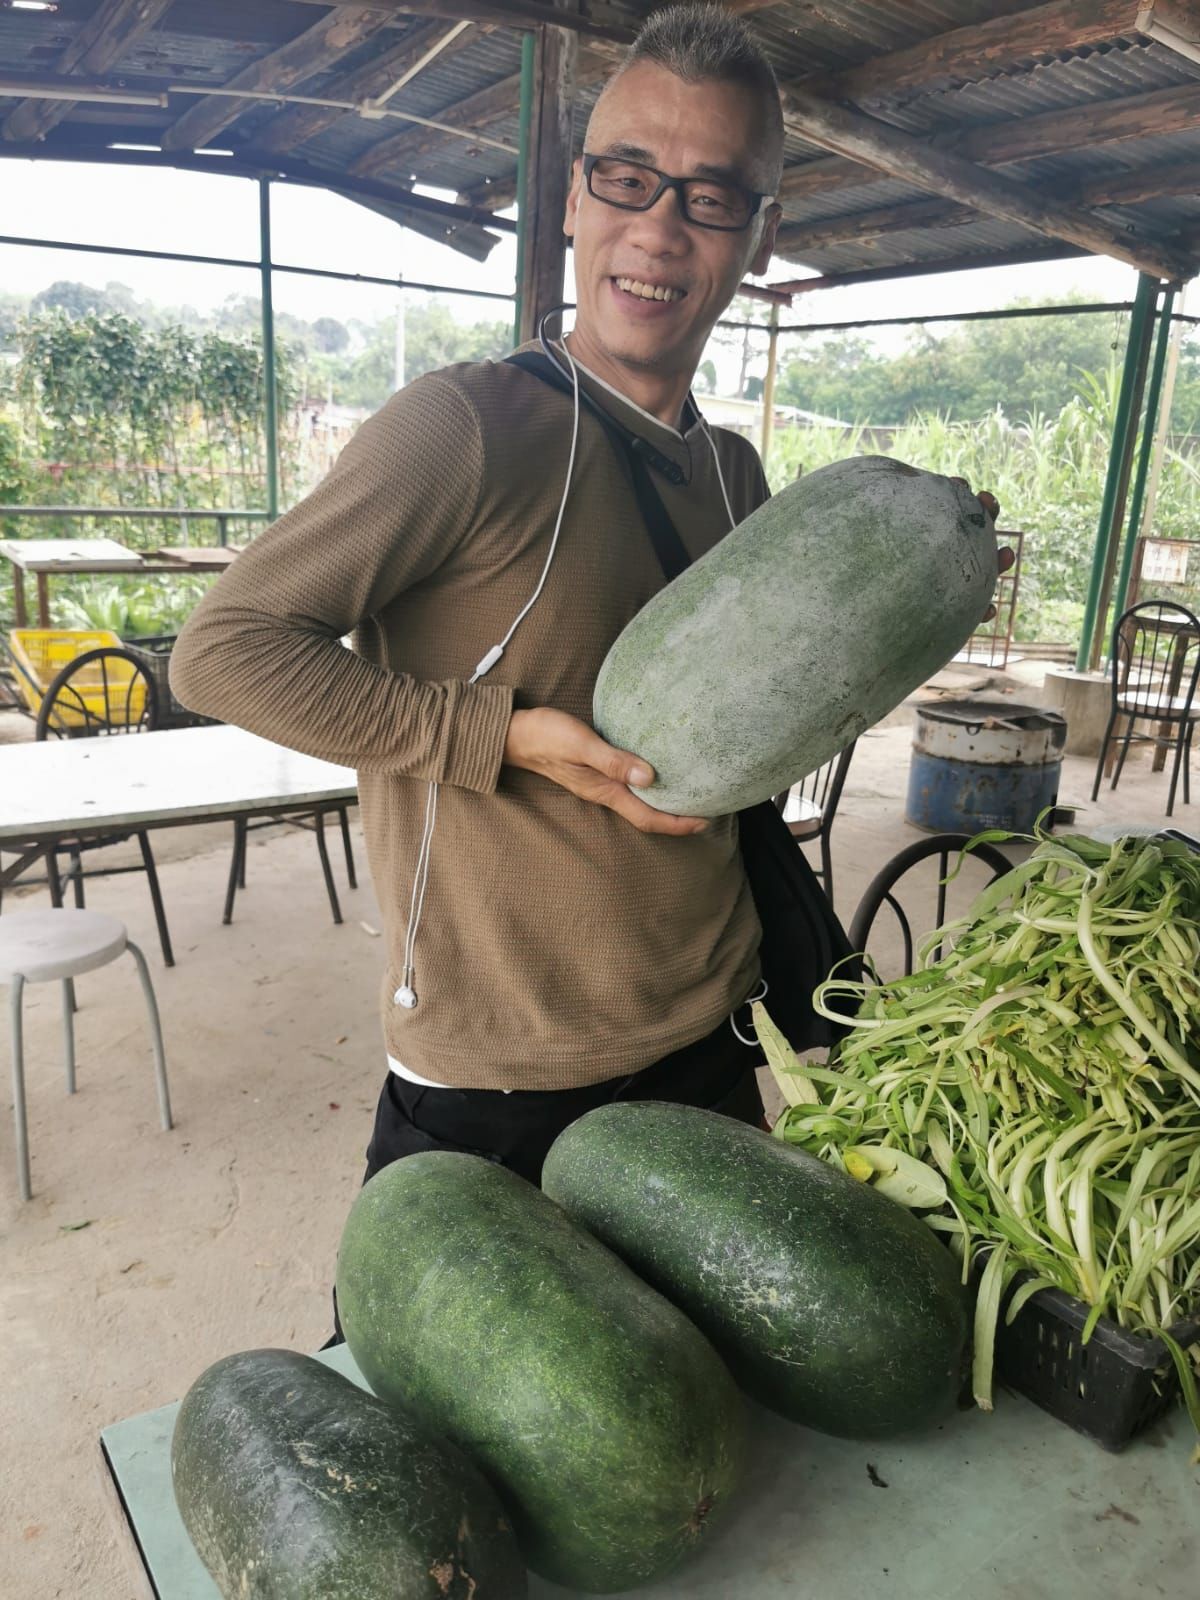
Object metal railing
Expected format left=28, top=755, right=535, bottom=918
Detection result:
left=0, top=506, right=273, bottom=547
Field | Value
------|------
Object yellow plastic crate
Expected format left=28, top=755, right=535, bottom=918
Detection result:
left=8, top=628, right=148, bottom=729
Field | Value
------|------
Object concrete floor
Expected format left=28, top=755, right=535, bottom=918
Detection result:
left=1, top=669, right=1195, bottom=1599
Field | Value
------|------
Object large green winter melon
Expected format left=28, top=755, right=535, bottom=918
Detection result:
left=171, top=1348, right=527, bottom=1599
left=335, top=1152, right=746, bottom=1593
left=542, top=1102, right=968, bottom=1439
left=593, top=455, right=997, bottom=814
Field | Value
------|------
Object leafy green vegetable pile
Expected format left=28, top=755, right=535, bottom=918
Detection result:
left=760, top=829, right=1200, bottom=1435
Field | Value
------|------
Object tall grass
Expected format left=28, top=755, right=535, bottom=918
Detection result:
left=766, top=370, right=1200, bottom=643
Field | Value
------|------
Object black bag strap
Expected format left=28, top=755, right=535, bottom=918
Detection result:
left=506, top=347, right=861, bottom=1048
left=506, top=350, right=691, bottom=583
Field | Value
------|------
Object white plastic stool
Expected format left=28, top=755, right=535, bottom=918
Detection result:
left=0, top=909, right=172, bottom=1201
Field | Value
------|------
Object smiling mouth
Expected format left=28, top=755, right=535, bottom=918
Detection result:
left=614, top=276, right=686, bottom=303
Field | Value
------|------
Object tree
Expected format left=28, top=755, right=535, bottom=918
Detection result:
left=32, top=280, right=109, bottom=318
left=312, top=316, right=349, bottom=355
left=777, top=297, right=1130, bottom=425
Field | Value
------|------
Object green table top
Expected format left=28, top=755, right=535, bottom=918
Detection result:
left=101, top=1344, right=1198, bottom=1599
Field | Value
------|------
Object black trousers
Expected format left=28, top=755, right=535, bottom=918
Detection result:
left=325, top=1010, right=763, bottom=1344
left=364, top=1007, right=765, bottom=1187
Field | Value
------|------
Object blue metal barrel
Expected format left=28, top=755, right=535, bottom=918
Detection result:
left=905, top=700, right=1067, bottom=833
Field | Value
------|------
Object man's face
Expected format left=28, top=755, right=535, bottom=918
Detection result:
left=563, top=62, right=781, bottom=389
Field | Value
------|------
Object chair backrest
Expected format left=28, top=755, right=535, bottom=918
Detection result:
left=773, top=740, right=856, bottom=839
left=848, top=832, right=1013, bottom=980
left=35, top=647, right=159, bottom=741
left=1110, top=600, right=1200, bottom=721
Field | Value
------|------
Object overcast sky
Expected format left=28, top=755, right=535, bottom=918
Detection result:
left=6, top=156, right=1177, bottom=392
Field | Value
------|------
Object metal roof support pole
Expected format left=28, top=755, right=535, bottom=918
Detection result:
left=1138, top=302, right=1188, bottom=545
left=512, top=31, right=535, bottom=349
left=1089, top=277, right=1162, bottom=668
left=259, top=177, right=280, bottom=522
left=1075, top=272, right=1158, bottom=672
left=1111, top=283, right=1178, bottom=625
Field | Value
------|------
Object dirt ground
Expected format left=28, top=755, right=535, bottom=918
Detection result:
left=1, top=668, right=1193, bottom=1599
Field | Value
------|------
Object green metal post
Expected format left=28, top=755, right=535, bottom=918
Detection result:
left=1111, top=285, right=1177, bottom=625
left=1075, top=273, right=1157, bottom=671
left=512, top=31, right=535, bottom=349
left=259, top=177, right=280, bottom=521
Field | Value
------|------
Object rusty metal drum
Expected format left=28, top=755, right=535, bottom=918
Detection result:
left=905, top=701, right=1067, bottom=833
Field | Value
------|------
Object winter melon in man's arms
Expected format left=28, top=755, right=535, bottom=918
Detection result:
left=593, top=455, right=998, bottom=815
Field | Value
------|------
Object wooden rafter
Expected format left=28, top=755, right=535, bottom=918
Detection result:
left=0, top=138, right=509, bottom=261
left=459, top=172, right=520, bottom=211
left=248, top=20, right=484, bottom=157
left=338, top=0, right=778, bottom=181
left=160, top=6, right=397, bottom=153
left=777, top=84, right=1194, bottom=281
left=2, top=0, right=172, bottom=144
left=803, top=0, right=1140, bottom=104
left=780, top=82, right=1200, bottom=204
left=772, top=243, right=1093, bottom=295
left=350, top=70, right=524, bottom=178
left=776, top=161, right=1200, bottom=254
left=283, top=0, right=635, bottom=44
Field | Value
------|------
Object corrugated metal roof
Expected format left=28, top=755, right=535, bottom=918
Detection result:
left=0, top=0, right=1197, bottom=282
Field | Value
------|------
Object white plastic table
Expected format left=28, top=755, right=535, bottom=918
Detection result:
left=98, top=1340, right=1199, bottom=1599
left=0, top=724, right=357, bottom=889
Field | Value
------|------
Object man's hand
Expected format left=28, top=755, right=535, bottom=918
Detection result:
left=503, top=707, right=707, bottom=836
left=954, top=483, right=1013, bottom=621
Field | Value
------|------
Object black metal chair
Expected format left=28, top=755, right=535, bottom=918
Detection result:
left=223, top=804, right=356, bottom=926
left=117, top=634, right=355, bottom=925
left=772, top=740, right=856, bottom=908
left=848, top=832, right=1014, bottom=981
left=8, top=648, right=175, bottom=966
left=1092, top=600, right=1200, bottom=819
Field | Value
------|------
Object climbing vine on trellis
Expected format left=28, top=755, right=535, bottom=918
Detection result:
left=5, top=309, right=299, bottom=549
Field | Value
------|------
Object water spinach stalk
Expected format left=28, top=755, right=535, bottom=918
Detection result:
left=761, top=830, right=1200, bottom=1437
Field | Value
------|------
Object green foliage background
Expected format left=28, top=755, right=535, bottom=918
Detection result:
left=3, top=278, right=1200, bottom=646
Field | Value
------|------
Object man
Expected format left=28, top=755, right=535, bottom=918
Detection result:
left=171, top=6, right=1000, bottom=1194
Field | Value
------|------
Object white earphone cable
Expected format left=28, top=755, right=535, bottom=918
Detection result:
left=396, top=346, right=582, bottom=1010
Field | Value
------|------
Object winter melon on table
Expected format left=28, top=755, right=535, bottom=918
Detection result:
left=335, top=1151, right=746, bottom=1594
left=542, top=1102, right=968, bottom=1440
left=171, top=1347, right=527, bottom=1599
left=593, top=455, right=998, bottom=816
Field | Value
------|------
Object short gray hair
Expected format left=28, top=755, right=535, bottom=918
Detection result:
left=613, top=4, right=784, bottom=191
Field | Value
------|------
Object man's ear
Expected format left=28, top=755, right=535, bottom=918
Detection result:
left=563, top=157, right=584, bottom=240
left=749, top=202, right=782, bottom=277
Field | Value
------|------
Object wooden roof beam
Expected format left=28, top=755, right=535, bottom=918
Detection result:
left=282, top=0, right=636, bottom=45
left=779, top=80, right=1200, bottom=203
left=339, top=0, right=779, bottom=180
left=2, top=0, right=173, bottom=144
left=804, top=0, right=1142, bottom=105
left=776, top=161, right=1200, bottom=253
left=771, top=243, right=1093, bottom=295
left=349, top=72, right=519, bottom=178
left=249, top=20, right=485, bottom=157
left=777, top=83, right=1195, bottom=281
left=160, top=6, right=397, bottom=153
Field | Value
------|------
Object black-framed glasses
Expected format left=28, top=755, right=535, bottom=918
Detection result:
left=582, top=153, right=771, bottom=232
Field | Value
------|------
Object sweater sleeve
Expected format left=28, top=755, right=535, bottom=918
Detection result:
left=169, top=371, right=514, bottom=790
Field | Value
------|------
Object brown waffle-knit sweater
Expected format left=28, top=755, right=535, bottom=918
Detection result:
left=170, top=353, right=768, bottom=1089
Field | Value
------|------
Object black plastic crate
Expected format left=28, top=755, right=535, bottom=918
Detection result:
left=995, top=1281, right=1199, bottom=1450
left=958, top=829, right=1200, bottom=1449
left=122, top=634, right=216, bottom=730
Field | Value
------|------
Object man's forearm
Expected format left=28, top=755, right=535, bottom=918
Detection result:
left=171, top=600, right=513, bottom=790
